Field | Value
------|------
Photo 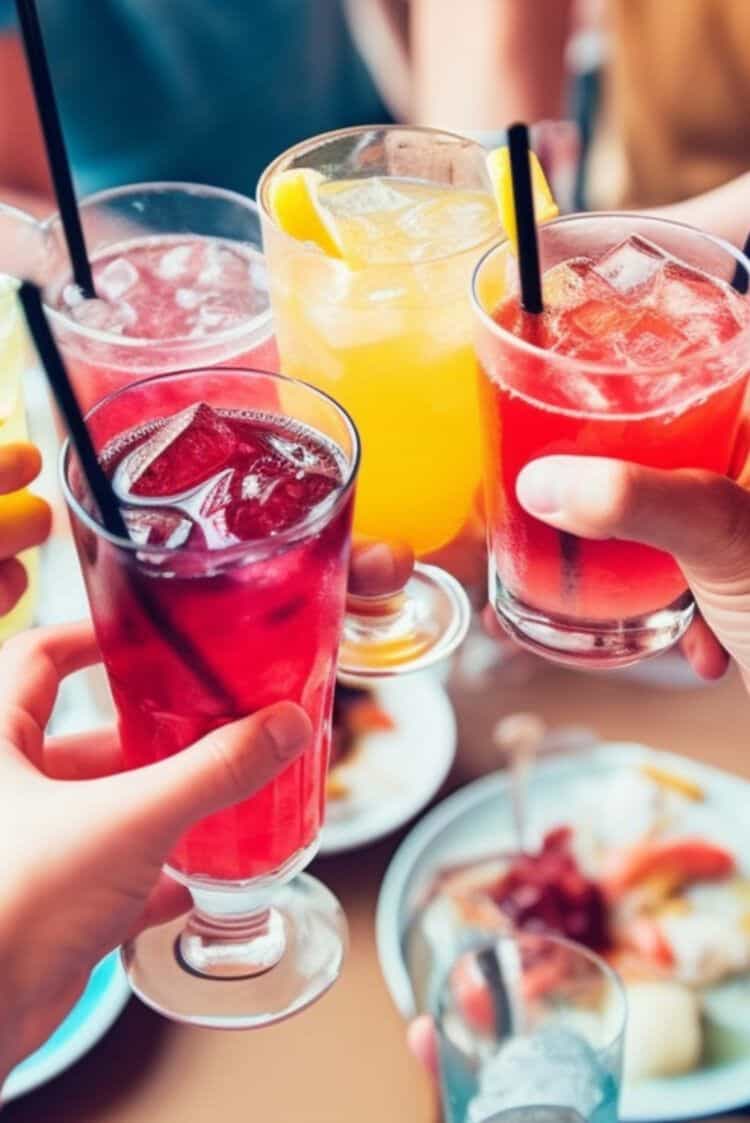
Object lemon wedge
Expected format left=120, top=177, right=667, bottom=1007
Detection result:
left=486, top=146, right=559, bottom=253
left=267, top=168, right=343, bottom=258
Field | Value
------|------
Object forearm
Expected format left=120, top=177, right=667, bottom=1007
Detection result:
left=649, top=172, right=750, bottom=249
left=343, top=0, right=411, bottom=121
left=410, top=0, right=573, bottom=129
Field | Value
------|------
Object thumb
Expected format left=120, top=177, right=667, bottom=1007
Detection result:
left=113, top=701, right=312, bottom=846
left=516, top=457, right=750, bottom=580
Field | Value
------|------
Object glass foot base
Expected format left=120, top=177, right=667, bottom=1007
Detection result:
left=121, top=874, right=347, bottom=1029
left=492, top=576, right=694, bottom=670
left=337, top=562, right=472, bottom=682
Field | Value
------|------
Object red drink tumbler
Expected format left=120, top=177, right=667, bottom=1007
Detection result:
left=473, top=214, right=750, bottom=668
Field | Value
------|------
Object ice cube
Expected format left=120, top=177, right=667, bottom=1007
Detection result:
left=157, top=244, right=193, bottom=280
left=322, top=177, right=412, bottom=218
left=124, top=403, right=238, bottom=498
left=467, top=1028, right=607, bottom=1123
left=61, top=282, right=86, bottom=310
left=266, top=432, right=322, bottom=473
left=188, top=300, right=242, bottom=337
left=123, top=507, right=193, bottom=549
left=70, top=298, right=137, bottom=335
left=96, top=257, right=139, bottom=302
left=542, top=262, right=585, bottom=310
left=658, top=259, right=722, bottom=318
left=175, top=287, right=203, bottom=311
left=625, top=308, right=688, bottom=364
left=565, top=299, right=634, bottom=340
left=398, top=193, right=496, bottom=260
left=228, top=465, right=339, bottom=540
left=592, top=235, right=665, bottom=296
left=197, top=242, right=224, bottom=286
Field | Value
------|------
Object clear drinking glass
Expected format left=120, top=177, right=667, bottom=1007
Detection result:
left=0, top=204, right=46, bottom=641
left=258, top=126, right=500, bottom=678
left=42, top=182, right=276, bottom=413
left=62, top=367, right=359, bottom=1027
left=435, top=933, right=626, bottom=1123
left=473, top=214, right=750, bottom=668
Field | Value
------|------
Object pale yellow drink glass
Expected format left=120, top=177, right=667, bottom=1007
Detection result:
left=0, top=205, right=45, bottom=642
left=259, top=126, right=497, bottom=677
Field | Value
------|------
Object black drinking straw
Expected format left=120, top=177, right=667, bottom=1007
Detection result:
left=19, top=281, right=236, bottom=711
left=731, top=233, right=750, bottom=294
left=507, top=123, right=544, bottom=315
left=508, top=124, right=579, bottom=590
left=19, top=282, right=126, bottom=536
left=15, top=0, right=96, bottom=298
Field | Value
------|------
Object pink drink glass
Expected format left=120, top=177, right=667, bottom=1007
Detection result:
left=62, top=367, right=359, bottom=1028
left=42, top=183, right=276, bottom=413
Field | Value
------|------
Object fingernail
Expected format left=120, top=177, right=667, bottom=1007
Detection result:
left=516, top=459, right=570, bottom=515
left=262, top=704, right=311, bottom=760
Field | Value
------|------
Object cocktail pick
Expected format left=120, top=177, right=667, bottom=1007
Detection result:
left=14, top=0, right=96, bottom=298
left=19, top=280, right=236, bottom=710
left=731, top=233, right=750, bottom=294
left=494, top=713, right=546, bottom=855
left=507, top=123, right=544, bottom=315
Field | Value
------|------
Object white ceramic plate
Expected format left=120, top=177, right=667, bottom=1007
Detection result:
left=320, top=674, right=457, bottom=856
left=376, top=742, right=750, bottom=1122
left=3, top=951, right=130, bottom=1102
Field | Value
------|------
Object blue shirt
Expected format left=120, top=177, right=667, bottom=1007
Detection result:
left=0, top=0, right=390, bottom=196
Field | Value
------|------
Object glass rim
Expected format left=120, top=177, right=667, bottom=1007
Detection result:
left=257, top=122, right=495, bottom=269
left=471, top=210, right=750, bottom=377
left=0, top=201, right=42, bottom=284
left=41, top=180, right=273, bottom=351
left=0, top=199, right=38, bottom=228
left=433, top=929, right=627, bottom=1053
left=60, top=364, right=361, bottom=563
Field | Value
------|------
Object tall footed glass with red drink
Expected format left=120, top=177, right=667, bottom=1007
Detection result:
left=473, top=215, right=750, bottom=667
left=62, top=367, right=359, bottom=1028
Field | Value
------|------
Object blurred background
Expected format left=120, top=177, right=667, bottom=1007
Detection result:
left=3, top=0, right=750, bottom=218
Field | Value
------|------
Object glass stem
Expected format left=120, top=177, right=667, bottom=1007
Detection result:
left=177, top=887, right=287, bottom=979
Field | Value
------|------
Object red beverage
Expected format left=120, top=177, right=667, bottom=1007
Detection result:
left=44, top=185, right=277, bottom=413
left=66, top=372, right=355, bottom=882
left=474, top=218, right=750, bottom=666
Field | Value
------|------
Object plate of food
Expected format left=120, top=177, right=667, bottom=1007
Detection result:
left=2, top=950, right=130, bottom=1102
left=320, top=674, right=457, bottom=856
left=376, top=742, right=750, bottom=1121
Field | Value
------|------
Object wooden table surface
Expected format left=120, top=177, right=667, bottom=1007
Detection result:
left=6, top=657, right=750, bottom=1123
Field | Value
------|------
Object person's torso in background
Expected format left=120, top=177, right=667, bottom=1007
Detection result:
left=592, top=0, right=750, bottom=207
left=10, top=0, right=389, bottom=196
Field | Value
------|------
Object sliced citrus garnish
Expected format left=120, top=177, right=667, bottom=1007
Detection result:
left=267, top=168, right=343, bottom=258
left=486, top=145, right=559, bottom=253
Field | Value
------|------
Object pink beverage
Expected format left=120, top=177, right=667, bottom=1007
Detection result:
left=43, top=184, right=277, bottom=413
left=474, top=216, right=750, bottom=667
left=64, top=372, right=356, bottom=883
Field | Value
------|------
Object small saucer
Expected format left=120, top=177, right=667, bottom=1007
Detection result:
left=320, top=673, right=457, bottom=856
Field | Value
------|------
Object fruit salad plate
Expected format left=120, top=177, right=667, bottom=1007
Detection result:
left=376, top=742, right=750, bottom=1121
